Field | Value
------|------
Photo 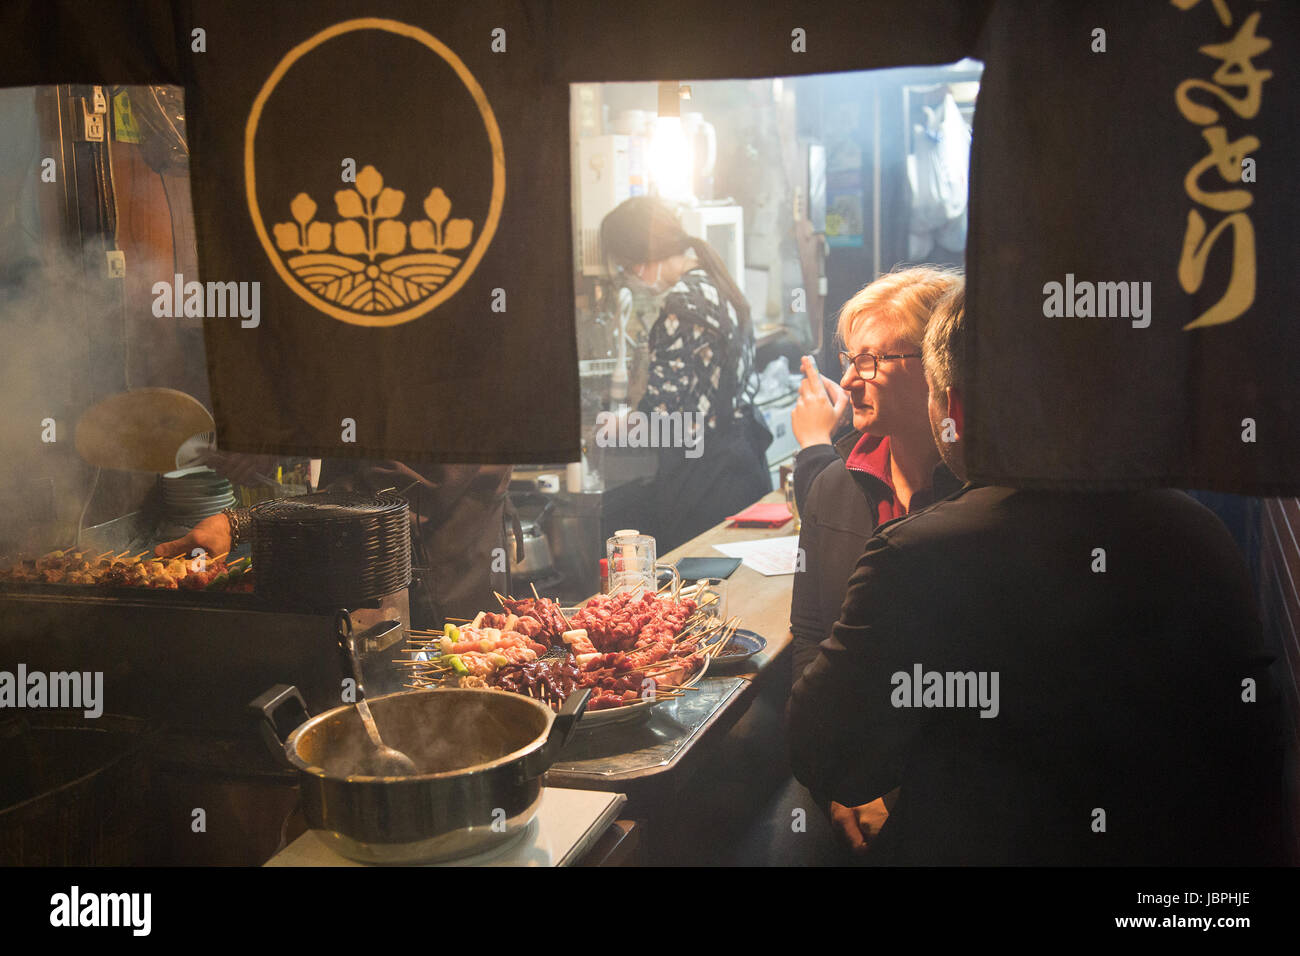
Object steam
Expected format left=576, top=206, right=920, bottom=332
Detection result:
left=0, top=87, right=208, bottom=557
left=312, top=691, right=536, bottom=778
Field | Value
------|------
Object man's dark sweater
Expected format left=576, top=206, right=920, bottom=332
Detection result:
left=790, top=428, right=959, bottom=680
left=789, top=484, right=1288, bottom=865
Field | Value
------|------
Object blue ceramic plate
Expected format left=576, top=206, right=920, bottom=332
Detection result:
left=711, top=628, right=767, bottom=665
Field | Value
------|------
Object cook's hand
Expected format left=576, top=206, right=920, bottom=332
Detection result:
left=829, top=798, right=890, bottom=856
left=154, top=513, right=232, bottom=560
left=792, top=356, right=849, bottom=448
left=198, top=449, right=281, bottom=487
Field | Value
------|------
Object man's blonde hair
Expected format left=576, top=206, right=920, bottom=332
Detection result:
left=837, top=266, right=963, bottom=351
left=922, top=281, right=967, bottom=395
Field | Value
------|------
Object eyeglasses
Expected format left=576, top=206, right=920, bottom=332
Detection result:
left=838, top=349, right=922, bottom=380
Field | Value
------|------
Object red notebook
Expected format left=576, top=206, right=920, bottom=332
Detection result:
left=726, top=502, right=793, bottom=528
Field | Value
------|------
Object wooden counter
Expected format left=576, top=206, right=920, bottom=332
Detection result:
left=658, top=489, right=795, bottom=680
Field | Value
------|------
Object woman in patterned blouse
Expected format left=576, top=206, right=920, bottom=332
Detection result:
left=600, top=197, right=772, bottom=551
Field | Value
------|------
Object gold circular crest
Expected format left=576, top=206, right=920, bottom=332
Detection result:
left=244, top=18, right=505, bottom=327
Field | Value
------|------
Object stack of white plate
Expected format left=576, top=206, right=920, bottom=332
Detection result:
left=162, top=467, right=235, bottom=524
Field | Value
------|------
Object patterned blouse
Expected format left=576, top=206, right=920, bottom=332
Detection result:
left=638, top=268, right=757, bottom=434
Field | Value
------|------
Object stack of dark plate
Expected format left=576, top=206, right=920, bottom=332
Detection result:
left=250, top=491, right=410, bottom=609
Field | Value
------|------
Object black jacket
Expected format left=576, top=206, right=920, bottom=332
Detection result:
left=319, top=460, right=512, bottom=628
left=789, top=485, right=1287, bottom=865
left=790, top=429, right=959, bottom=680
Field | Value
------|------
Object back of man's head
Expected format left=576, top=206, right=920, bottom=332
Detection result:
left=922, top=283, right=968, bottom=477
left=922, top=283, right=967, bottom=395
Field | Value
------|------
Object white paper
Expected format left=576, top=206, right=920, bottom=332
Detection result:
left=713, top=534, right=801, bottom=576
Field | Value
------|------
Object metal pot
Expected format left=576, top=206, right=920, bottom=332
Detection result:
left=251, top=684, right=589, bottom=864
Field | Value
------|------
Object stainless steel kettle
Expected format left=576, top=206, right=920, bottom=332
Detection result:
left=507, top=492, right=556, bottom=581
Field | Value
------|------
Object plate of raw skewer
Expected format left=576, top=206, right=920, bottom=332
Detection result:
left=397, top=580, right=742, bottom=727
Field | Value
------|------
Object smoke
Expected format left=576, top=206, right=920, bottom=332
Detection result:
left=0, top=244, right=107, bottom=556
left=0, top=86, right=206, bottom=558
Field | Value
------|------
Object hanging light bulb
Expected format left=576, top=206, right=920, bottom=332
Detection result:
left=649, top=82, right=693, bottom=203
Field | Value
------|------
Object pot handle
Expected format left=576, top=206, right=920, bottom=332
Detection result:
left=522, top=687, right=591, bottom=780
left=334, top=612, right=405, bottom=702
left=249, top=683, right=311, bottom=764
left=335, top=611, right=367, bottom=701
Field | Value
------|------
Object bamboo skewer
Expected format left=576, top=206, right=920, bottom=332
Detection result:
left=394, top=585, right=736, bottom=709
left=705, top=617, right=741, bottom=657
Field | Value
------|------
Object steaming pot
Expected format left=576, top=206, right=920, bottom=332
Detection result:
left=252, top=685, right=589, bottom=864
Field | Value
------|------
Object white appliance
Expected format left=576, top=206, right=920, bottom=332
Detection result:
left=265, top=788, right=626, bottom=867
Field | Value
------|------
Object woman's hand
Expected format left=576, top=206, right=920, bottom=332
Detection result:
left=154, top=513, right=232, bottom=559
left=829, top=798, right=890, bottom=856
left=792, top=356, right=849, bottom=448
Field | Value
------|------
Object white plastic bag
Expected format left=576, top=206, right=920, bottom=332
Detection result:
left=908, top=93, right=971, bottom=239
